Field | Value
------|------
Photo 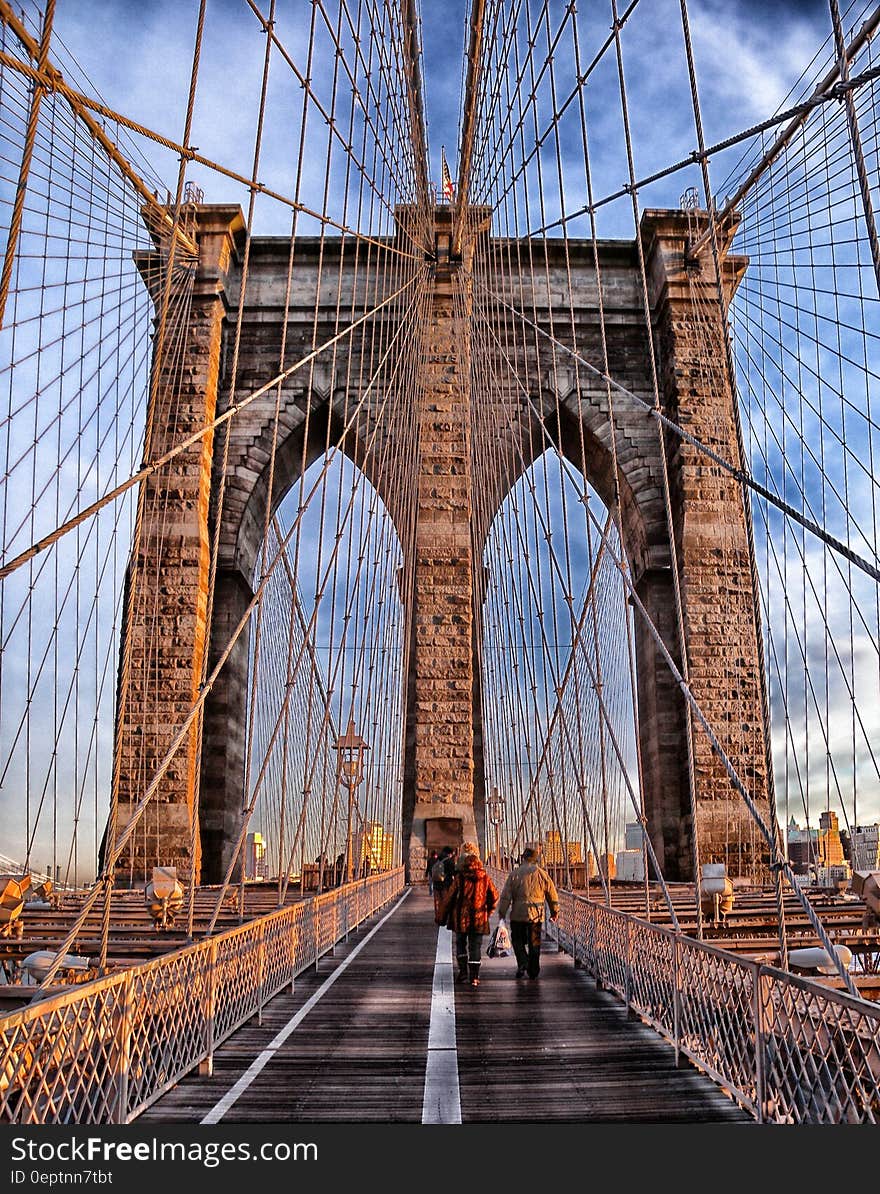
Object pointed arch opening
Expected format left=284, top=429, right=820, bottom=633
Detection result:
left=200, top=448, right=407, bottom=888
left=480, top=449, right=645, bottom=890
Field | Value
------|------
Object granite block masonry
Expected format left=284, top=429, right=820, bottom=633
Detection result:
left=114, top=204, right=771, bottom=884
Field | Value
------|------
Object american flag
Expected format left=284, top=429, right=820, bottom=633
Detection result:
left=441, top=147, right=454, bottom=200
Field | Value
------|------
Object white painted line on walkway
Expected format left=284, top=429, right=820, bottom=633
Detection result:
left=201, top=888, right=411, bottom=1124
left=422, top=927, right=461, bottom=1124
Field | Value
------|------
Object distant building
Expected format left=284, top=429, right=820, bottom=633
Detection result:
left=851, top=825, right=880, bottom=871
left=625, top=823, right=644, bottom=851
left=787, top=817, right=815, bottom=844
left=786, top=817, right=818, bottom=874
left=356, top=822, right=394, bottom=871
left=245, top=832, right=269, bottom=881
left=543, top=831, right=564, bottom=864
left=543, top=830, right=582, bottom=865
left=813, top=864, right=850, bottom=890
left=840, top=829, right=852, bottom=863
left=787, top=812, right=848, bottom=873
left=615, top=850, right=645, bottom=882
left=590, top=851, right=615, bottom=881
left=787, top=839, right=814, bottom=873
left=818, top=810, right=845, bottom=866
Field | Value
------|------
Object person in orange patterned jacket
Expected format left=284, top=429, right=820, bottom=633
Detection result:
left=440, top=843, right=498, bottom=987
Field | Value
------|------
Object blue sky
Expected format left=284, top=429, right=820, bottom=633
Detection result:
left=47, top=0, right=835, bottom=235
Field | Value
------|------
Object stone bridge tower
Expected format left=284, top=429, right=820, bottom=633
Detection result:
left=115, top=203, right=771, bottom=885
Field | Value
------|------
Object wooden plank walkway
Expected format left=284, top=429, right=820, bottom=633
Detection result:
left=141, top=885, right=750, bottom=1125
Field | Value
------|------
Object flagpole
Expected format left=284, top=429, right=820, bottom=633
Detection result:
left=441, top=145, right=455, bottom=204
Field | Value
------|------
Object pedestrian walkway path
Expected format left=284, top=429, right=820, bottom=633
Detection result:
left=141, top=886, right=749, bottom=1124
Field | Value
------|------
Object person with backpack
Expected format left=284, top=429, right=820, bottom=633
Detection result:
left=431, top=845, right=457, bottom=923
left=496, top=845, right=559, bottom=979
left=425, top=849, right=440, bottom=894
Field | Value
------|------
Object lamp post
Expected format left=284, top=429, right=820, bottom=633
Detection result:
left=335, top=718, right=369, bottom=884
left=487, top=787, right=506, bottom=869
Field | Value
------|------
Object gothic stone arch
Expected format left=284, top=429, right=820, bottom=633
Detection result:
left=116, top=204, right=770, bottom=885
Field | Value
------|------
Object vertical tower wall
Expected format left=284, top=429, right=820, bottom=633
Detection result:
left=403, top=208, right=483, bottom=878
left=114, top=207, right=243, bottom=882
left=643, top=211, right=771, bottom=878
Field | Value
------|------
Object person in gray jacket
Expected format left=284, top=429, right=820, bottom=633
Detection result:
left=496, top=846, right=559, bottom=979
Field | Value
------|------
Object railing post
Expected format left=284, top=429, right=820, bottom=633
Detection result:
left=754, top=967, right=767, bottom=1124
left=595, top=909, right=605, bottom=991
left=115, top=973, right=133, bottom=1124
left=255, top=920, right=266, bottom=1027
left=673, top=935, right=682, bottom=1068
left=288, top=909, right=297, bottom=994
left=200, top=938, right=218, bottom=1078
left=625, top=918, right=635, bottom=1018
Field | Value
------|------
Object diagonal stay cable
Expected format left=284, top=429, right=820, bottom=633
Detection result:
left=0, top=273, right=423, bottom=582
left=471, top=275, right=880, bottom=584
left=585, top=498, right=861, bottom=998
left=524, top=62, right=880, bottom=239
left=0, top=44, right=423, bottom=261
left=500, top=329, right=863, bottom=995
left=29, top=273, right=426, bottom=992
left=479, top=274, right=861, bottom=988
left=474, top=312, right=680, bottom=925
left=205, top=293, right=424, bottom=930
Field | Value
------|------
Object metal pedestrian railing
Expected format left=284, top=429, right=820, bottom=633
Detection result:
left=0, top=868, right=405, bottom=1124
left=545, top=885, right=880, bottom=1123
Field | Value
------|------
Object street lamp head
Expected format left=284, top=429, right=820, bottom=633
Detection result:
left=335, top=718, right=369, bottom=789
left=487, top=786, right=506, bottom=825
left=486, top=787, right=506, bottom=869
